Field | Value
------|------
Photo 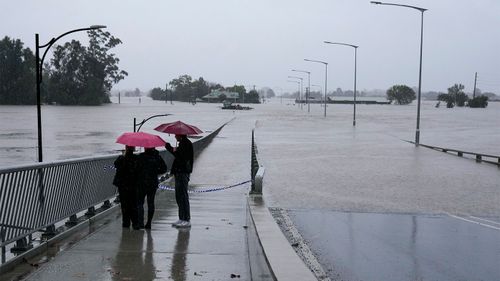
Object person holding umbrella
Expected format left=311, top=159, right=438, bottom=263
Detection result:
left=136, top=147, right=168, bottom=229
left=113, top=145, right=140, bottom=229
left=165, top=134, right=194, bottom=228
left=155, top=121, right=202, bottom=228
left=116, top=132, right=167, bottom=230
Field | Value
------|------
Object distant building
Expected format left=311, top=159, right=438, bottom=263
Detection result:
left=202, top=90, right=240, bottom=103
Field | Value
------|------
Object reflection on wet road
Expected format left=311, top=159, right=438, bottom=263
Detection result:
left=171, top=229, right=190, bottom=281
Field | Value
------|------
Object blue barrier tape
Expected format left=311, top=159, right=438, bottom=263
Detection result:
left=106, top=164, right=251, bottom=193
left=158, top=180, right=251, bottom=193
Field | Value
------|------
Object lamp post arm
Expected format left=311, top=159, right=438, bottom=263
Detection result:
left=38, top=26, right=106, bottom=79
left=370, top=2, right=426, bottom=12
left=135, top=114, right=172, bottom=132
left=324, top=41, right=359, bottom=49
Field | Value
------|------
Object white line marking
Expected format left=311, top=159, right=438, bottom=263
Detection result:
left=447, top=213, right=500, bottom=231
left=469, top=216, right=500, bottom=226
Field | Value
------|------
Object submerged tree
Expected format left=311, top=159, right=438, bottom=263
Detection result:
left=47, top=30, right=127, bottom=105
left=169, top=74, right=194, bottom=102
left=437, top=84, right=468, bottom=108
left=468, top=95, right=488, bottom=108
left=386, top=85, right=416, bottom=105
left=448, top=84, right=468, bottom=107
left=0, top=36, right=36, bottom=104
left=246, top=90, right=261, bottom=103
left=149, top=87, right=165, bottom=100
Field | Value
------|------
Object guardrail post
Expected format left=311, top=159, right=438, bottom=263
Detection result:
left=10, top=237, right=33, bottom=253
left=41, top=224, right=58, bottom=239
left=85, top=206, right=96, bottom=217
left=1, top=228, right=5, bottom=263
left=102, top=200, right=112, bottom=209
left=65, top=214, right=79, bottom=227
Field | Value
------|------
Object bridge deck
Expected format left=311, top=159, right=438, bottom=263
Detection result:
left=2, top=117, right=255, bottom=281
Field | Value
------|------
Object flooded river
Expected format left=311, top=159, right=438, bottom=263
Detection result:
left=1, top=96, right=500, bottom=280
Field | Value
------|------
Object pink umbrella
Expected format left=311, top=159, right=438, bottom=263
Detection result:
left=116, top=132, right=166, bottom=148
left=154, top=121, right=203, bottom=135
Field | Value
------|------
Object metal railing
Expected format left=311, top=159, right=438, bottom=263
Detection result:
left=0, top=120, right=228, bottom=261
left=407, top=141, right=500, bottom=166
left=0, top=155, right=119, bottom=252
left=250, top=129, right=265, bottom=194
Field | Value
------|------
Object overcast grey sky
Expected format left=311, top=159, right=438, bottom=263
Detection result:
left=2, top=0, right=500, bottom=94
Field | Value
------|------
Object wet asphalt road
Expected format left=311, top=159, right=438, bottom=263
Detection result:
left=289, top=209, right=500, bottom=281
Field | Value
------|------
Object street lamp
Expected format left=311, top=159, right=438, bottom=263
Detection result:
left=292, top=69, right=311, bottom=113
left=134, top=114, right=172, bottom=132
left=288, top=76, right=303, bottom=109
left=287, top=80, right=301, bottom=104
left=304, top=59, right=328, bottom=117
left=370, top=1, right=427, bottom=145
left=35, top=25, right=107, bottom=162
left=324, top=41, right=358, bottom=126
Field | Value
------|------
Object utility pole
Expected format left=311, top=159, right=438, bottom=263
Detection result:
left=473, top=72, right=478, bottom=98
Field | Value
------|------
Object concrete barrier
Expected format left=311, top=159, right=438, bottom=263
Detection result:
left=247, top=129, right=317, bottom=281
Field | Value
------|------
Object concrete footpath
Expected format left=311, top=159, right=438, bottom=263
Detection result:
left=15, top=186, right=252, bottom=281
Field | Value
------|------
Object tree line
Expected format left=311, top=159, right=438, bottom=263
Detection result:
left=0, top=31, right=127, bottom=105
left=386, top=84, right=489, bottom=108
left=149, top=74, right=261, bottom=103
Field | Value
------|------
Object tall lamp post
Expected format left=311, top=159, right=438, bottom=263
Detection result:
left=288, top=76, right=303, bottom=109
left=304, top=59, right=328, bottom=117
left=35, top=25, right=106, bottom=162
left=370, top=1, right=426, bottom=145
left=292, top=69, right=311, bottom=113
left=287, top=80, right=301, bottom=105
left=324, top=41, right=358, bottom=126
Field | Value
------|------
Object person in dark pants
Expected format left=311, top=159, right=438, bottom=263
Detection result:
left=165, top=134, right=194, bottom=228
left=113, top=145, right=140, bottom=229
left=137, top=147, right=167, bottom=229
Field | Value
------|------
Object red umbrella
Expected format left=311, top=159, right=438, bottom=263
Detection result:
left=154, top=120, right=203, bottom=135
left=116, top=132, right=166, bottom=148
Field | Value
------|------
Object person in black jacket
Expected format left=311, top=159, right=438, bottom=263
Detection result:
left=113, top=146, right=139, bottom=229
left=165, top=134, right=194, bottom=228
left=136, top=147, right=168, bottom=229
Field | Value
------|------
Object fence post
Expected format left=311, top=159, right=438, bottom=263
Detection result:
left=1, top=228, right=5, bottom=263
left=102, top=200, right=112, bottom=209
left=65, top=214, right=79, bottom=227
left=85, top=206, right=96, bottom=217
left=10, top=237, right=33, bottom=253
left=41, top=224, right=57, bottom=239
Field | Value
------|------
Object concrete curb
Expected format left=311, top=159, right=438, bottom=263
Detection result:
left=247, top=195, right=317, bottom=281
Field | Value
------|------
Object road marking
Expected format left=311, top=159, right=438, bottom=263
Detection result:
left=469, top=215, right=500, bottom=226
left=447, top=213, right=500, bottom=231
